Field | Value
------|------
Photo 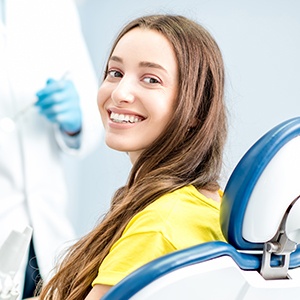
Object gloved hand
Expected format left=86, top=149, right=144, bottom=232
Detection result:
left=35, top=78, right=82, bottom=135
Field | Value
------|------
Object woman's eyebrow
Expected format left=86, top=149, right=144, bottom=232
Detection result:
left=109, top=56, right=168, bottom=73
left=139, top=61, right=167, bottom=72
left=110, top=55, right=123, bottom=63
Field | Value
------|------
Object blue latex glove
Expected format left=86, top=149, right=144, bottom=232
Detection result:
left=35, top=78, right=82, bottom=135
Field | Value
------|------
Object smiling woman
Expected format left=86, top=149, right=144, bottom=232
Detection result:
left=37, top=14, right=227, bottom=300
left=99, top=27, right=178, bottom=164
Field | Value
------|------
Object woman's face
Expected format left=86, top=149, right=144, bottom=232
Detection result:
left=98, top=28, right=178, bottom=164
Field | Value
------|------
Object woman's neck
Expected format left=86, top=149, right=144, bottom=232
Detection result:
left=198, top=188, right=221, bottom=202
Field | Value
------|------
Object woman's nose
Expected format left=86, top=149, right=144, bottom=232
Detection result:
left=111, top=77, right=135, bottom=105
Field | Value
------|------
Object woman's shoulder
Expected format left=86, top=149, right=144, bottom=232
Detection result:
left=149, top=185, right=221, bottom=211
left=135, top=185, right=221, bottom=228
left=123, top=185, right=225, bottom=246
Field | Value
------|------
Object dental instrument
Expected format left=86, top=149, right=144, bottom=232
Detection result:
left=0, top=71, right=70, bottom=134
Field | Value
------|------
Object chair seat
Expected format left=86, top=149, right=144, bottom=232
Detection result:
left=103, top=241, right=300, bottom=300
left=102, top=241, right=258, bottom=300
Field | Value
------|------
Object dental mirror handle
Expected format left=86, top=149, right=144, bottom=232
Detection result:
left=12, top=71, right=70, bottom=121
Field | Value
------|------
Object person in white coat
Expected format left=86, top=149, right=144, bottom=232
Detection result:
left=0, top=0, right=102, bottom=298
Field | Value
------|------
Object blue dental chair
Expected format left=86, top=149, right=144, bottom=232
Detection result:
left=102, top=117, right=300, bottom=300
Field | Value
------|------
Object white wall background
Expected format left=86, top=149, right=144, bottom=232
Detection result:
left=70, top=0, right=300, bottom=236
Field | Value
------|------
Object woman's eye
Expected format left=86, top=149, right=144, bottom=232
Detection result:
left=107, top=70, right=123, bottom=78
left=143, top=77, right=160, bottom=84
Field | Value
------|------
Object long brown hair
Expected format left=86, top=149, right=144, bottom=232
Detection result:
left=39, top=14, right=227, bottom=299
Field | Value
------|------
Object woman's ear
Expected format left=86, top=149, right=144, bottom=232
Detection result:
left=187, top=118, right=199, bottom=133
left=189, top=118, right=199, bottom=128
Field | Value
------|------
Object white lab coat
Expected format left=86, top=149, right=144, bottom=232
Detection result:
left=0, top=0, right=102, bottom=296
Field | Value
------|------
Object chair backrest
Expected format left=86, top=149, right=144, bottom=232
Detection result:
left=221, top=117, right=300, bottom=279
left=221, top=117, right=300, bottom=250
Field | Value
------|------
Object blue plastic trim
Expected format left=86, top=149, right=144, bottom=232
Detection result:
left=220, top=117, right=300, bottom=250
left=102, top=241, right=260, bottom=300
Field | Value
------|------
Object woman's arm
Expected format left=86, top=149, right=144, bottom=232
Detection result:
left=84, top=284, right=112, bottom=300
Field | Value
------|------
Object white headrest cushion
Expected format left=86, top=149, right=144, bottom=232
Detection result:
left=242, top=136, right=300, bottom=243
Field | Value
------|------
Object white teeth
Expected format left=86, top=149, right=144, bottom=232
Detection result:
left=110, top=112, right=142, bottom=123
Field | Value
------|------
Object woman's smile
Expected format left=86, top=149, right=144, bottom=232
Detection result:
left=108, top=109, right=145, bottom=124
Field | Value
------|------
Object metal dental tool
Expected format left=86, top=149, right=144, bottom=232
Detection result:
left=0, top=71, right=70, bottom=134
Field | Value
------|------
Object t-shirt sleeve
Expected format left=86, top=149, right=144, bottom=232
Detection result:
left=92, top=230, right=175, bottom=286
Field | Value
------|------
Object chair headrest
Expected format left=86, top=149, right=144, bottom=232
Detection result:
left=221, top=117, right=300, bottom=251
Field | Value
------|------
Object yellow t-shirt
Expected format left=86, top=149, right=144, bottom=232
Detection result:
left=92, top=185, right=225, bottom=286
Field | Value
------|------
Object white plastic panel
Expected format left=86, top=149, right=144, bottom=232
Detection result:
left=286, top=198, right=300, bottom=243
